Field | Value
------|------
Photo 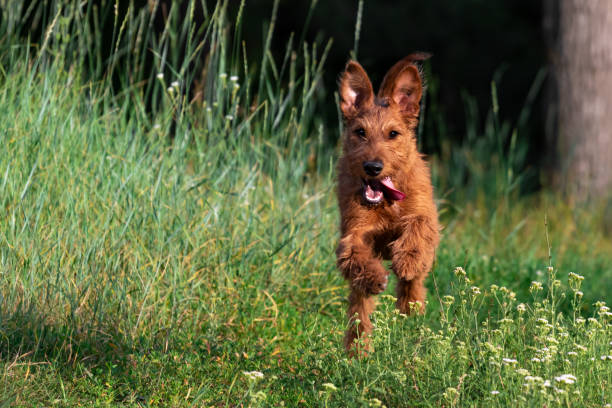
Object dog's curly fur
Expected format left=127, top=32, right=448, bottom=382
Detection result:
left=336, top=55, right=440, bottom=354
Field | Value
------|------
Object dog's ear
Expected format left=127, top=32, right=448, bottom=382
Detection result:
left=339, top=61, right=374, bottom=119
left=378, top=54, right=429, bottom=118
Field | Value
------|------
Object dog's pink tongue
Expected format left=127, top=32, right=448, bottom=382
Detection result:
left=381, top=177, right=406, bottom=201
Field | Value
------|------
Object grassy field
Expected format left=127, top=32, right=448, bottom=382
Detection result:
left=0, top=1, right=611, bottom=406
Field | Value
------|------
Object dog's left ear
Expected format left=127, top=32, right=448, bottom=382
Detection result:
left=378, top=54, right=429, bottom=118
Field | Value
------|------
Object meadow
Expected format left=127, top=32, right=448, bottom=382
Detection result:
left=0, top=1, right=610, bottom=406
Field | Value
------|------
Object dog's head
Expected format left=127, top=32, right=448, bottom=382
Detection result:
left=338, top=54, right=429, bottom=205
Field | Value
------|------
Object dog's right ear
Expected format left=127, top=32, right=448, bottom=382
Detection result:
left=339, top=61, right=374, bottom=119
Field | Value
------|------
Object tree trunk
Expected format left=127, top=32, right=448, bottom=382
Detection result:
left=557, top=0, right=612, bottom=198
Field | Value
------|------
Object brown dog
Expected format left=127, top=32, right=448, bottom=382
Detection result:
left=336, top=54, right=440, bottom=353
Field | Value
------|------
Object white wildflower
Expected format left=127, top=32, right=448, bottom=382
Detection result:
left=568, top=272, right=584, bottom=281
left=322, top=383, right=338, bottom=392
left=554, top=374, right=577, bottom=385
left=574, top=344, right=587, bottom=352
left=517, top=303, right=526, bottom=313
left=156, top=72, right=164, bottom=80
left=490, top=390, right=500, bottom=395
left=516, top=368, right=530, bottom=376
left=454, top=266, right=466, bottom=277
left=230, top=75, right=239, bottom=82
left=530, top=281, right=543, bottom=291
left=588, top=317, right=602, bottom=327
left=243, top=370, right=264, bottom=381
left=502, top=358, right=518, bottom=365
left=443, top=387, right=459, bottom=400
left=499, top=286, right=514, bottom=296
left=368, top=398, right=383, bottom=407
left=442, top=295, right=455, bottom=305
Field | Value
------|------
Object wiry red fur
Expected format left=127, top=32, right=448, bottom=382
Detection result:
left=336, top=55, right=440, bottom=355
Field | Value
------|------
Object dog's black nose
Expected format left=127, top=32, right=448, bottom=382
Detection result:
left=363, top=160, right=383, bottom=177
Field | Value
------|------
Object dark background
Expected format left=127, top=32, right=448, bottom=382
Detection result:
left=10, top=0, right=547, bottom=181
left=236, top=0, right=547, bottom=182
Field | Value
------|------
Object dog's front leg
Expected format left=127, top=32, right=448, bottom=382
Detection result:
left=336, top=232, right=388, bottom=354
left=391, top=216, right=439, bottom=314
left=336, top=232, right=388, bottom=295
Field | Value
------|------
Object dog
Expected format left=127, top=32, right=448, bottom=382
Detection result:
left=335, top=54, right=440, bottom=353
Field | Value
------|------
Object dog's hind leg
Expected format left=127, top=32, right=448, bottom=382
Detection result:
left=344, top=289, right=376, bottom=355
left=395, top=277, right=426, bottom=315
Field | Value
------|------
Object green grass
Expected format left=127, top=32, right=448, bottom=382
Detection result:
left=0, top=1, right=610, bottom=406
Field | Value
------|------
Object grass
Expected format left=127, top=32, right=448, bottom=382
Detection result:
left=0, top=1, right=611, bottom=406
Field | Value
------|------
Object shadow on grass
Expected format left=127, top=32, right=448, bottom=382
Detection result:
left=0, top=304, right=210, bottom=404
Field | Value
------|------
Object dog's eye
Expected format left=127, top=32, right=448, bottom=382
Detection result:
left=389, top=130, right=399, bottom=139
left=354, top=128, right=366, bottom=139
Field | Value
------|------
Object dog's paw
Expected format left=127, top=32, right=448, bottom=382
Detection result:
left=368, top=273, right=388, bottom=294
left=353, top=269, right=388, bottom=295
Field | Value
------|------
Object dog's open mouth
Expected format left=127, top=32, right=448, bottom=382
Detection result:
left=362, top=177, right=406, bottom=204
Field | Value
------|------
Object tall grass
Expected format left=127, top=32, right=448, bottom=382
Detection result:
left=0, top=0, right=610, bottom=406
